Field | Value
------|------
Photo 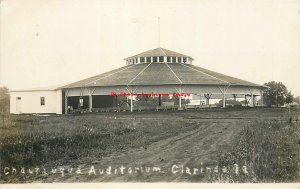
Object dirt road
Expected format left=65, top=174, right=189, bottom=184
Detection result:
left=43, top=118, right=245, bottom=182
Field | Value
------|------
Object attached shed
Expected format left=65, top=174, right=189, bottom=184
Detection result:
left=10, top=87, right=63, bottom=114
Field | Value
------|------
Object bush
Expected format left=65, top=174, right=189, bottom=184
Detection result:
left=0, top=86, right=10, bottom=125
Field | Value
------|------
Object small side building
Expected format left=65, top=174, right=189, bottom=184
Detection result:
left=10, top=87, right=63, bottom=114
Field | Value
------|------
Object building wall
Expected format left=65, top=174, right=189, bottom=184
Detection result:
left=10, top=90, right=62, bottom=114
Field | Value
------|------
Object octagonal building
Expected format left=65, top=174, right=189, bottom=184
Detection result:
left=10, top=47, right=267, bottom=114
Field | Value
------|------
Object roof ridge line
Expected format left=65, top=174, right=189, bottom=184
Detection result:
left=85, top=65, right=135, bottom=86
left=181, top=64, right=230, bottom=84
left=165, top=63, right=182, bottom=84
left=125, top=47, right=193, bottom=60
left=127, top=63, right=152, bottom=85
left=159, top=47, right=167, bottom=56
left=125, top=47, right=158, bottom=59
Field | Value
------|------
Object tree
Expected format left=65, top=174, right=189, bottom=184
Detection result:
left=263, top=81, right=291, bottom=107
left=0, top=86, right=10, bottom=123
left=294, top=96, right=300, bottom=104
left=285, top=91, right=294, bottom=104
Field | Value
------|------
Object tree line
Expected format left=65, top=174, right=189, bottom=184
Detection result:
left=263, top=81, right=296, bottom=107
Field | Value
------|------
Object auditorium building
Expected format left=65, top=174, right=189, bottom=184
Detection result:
left=10, top=47, right=266, bottom=114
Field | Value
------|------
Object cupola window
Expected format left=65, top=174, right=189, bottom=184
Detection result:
left=178, top=57, right=182, bottom=63
left=146, top=57, right=151, bottom=63
left=172, top=57, right=176, bottom=63
left=167, top=56, right=171, bottom=62
left=159, top=56, right=164, bottom=62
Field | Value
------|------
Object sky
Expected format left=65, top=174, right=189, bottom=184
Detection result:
left=1, top=0, right=300, bottom=96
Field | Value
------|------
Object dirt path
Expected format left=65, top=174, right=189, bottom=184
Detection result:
left=42, top=119, right=244, bottom=182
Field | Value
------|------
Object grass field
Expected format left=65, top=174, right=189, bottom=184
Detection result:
left=0, top=108, right=300, bottom=183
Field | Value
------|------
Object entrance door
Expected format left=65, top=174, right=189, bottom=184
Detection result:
left=16, top=97, right=22, bottom=114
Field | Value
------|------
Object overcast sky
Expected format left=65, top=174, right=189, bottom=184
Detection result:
left=1, top=0, right=300, bottom=96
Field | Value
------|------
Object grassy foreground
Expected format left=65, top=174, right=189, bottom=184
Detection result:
left=0, top=108, right=299, bottom=183
left=217, top=119, right=300, bottom=182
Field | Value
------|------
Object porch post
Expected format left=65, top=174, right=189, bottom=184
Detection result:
left=260, top=90, right=264, bottom=106
left=64, top=89, right=69, bottom=114
left=223, top=93, right=226, bottom=108
left=158, top=94, right=162, bottom=106
left=178, top=87, right=182, bottom=110
left=115, top=95, right=118, bottom=107
left=65, top=95, right=68, bottom=114
left=250, top=94, right=254, bottom=107
left=204, top=94, right=210, bottom=105
left=222, top=86, right=226, bottom=108
left=179, top=95, right=182, bottom=109
left=130, top=96, right=133, bottom=112
left=89, top=95, right=92, bottom=112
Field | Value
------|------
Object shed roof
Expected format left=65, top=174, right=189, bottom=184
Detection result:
left=10, top=86, right=61, bottom=92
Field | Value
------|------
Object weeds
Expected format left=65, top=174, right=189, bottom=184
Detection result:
left=0, top=114, right=199, bottom=179
left=217, top=120, right=300, bottom=182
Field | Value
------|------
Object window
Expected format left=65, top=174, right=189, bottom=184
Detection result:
left=140, top=57, right=145, bottom=63
left=178, top=57, right=182, bottom=63
left=40, top=97, right=45, bottom=106
left=135, top=58, right=138, bottom=63
left=159, top=56, right=164, bottom=62
left=172, top=57, right=176, bottom=63
left=167, top=56, right=171, bottom=62
left=153, top=57, right=158, bottom=62
left=17, top=97, right=21, bottom=100
left=133, top=58, right=135, bottom=64
left=146, top=57, right=151, bottom=63
left=183, top=57, right=187, bottom=63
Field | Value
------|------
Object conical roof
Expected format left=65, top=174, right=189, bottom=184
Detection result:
left=62, top=62, right=263, bottom=88
left=125, top=47, right=193, bottom=60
